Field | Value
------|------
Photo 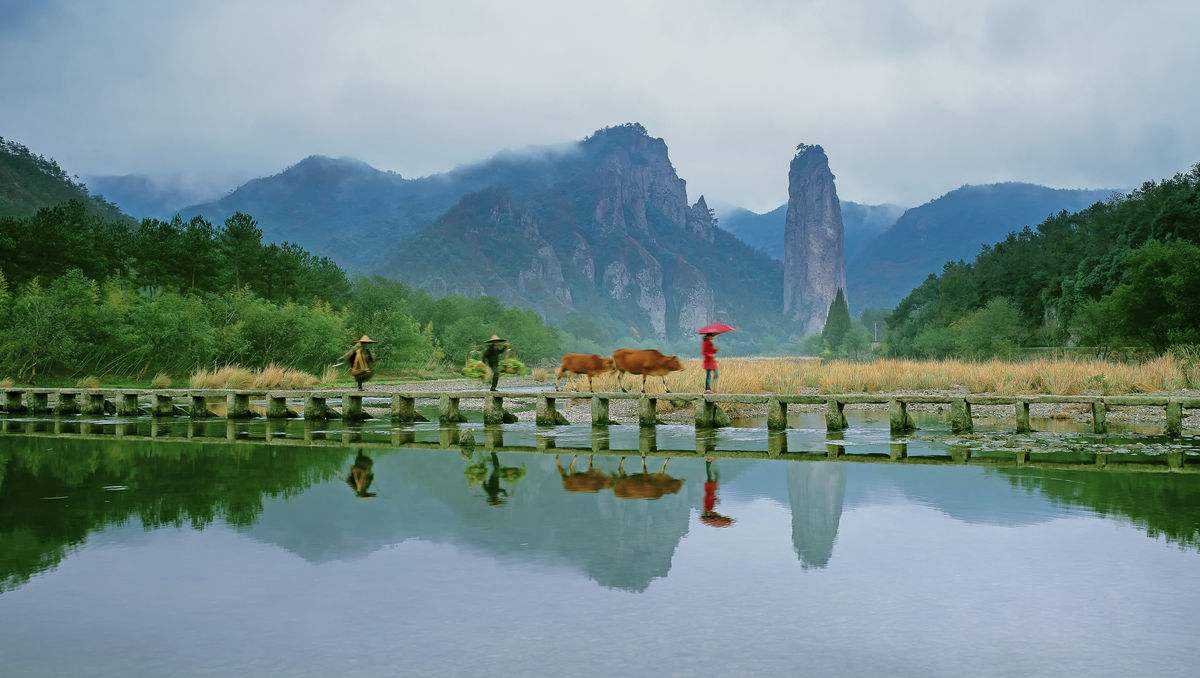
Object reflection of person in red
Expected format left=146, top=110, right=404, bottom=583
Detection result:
left=701, top=458, right=734, bottom=527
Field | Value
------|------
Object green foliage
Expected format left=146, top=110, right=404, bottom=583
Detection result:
left=821, top=288, right=852, bottom=351
left=0, top=137, right=125, bottom=220
left=500, top=356, right=527, bottom=375
left=461, top=358, right=488, bottom=381
left=887, top=165, right=1200, bottom=358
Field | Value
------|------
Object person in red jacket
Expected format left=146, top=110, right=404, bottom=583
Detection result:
left=701, top=332, right=719, bottom=393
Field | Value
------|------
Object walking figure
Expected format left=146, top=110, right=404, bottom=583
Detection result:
left=701, top=332, right=719, bottom=393
left=481, top=335, right=509, bottom=391
left=343, top=335, right=377, bottom=391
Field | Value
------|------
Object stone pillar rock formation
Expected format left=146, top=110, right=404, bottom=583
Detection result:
left=783, top=144, right=847, bottom=335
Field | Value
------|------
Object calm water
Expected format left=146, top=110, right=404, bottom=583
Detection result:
left=2, top=413, right=1200, bottom=677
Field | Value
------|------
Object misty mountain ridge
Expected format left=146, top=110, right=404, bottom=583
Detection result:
left=723, top=201, right=906, bottom=261
left=846, top=182, right=1120, bottom=311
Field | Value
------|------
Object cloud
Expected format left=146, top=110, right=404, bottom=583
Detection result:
left=2, top=0, right=1198, bottom=209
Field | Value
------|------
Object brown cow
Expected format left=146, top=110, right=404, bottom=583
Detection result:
left=611, top=348, right=684, bottom=393
left=612, top=457, right=683, bottom=500
left=555, top=353, right=615, bottom=391
left=556, top=455, right=613, bottom=493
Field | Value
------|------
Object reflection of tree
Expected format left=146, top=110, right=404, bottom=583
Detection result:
left=999, top=468, right=1200, bottom=550
left=0, top=437, right=346, bottom=593
left=786, top=463, right=845, bottom=569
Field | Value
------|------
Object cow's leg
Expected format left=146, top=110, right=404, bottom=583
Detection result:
left=586, top=454, right=594, bottom=470
left=660, top=459, right=670, bottom=473
left=616, top=371, right=626, bottom=392
left=662, top=375, right=671, bottom=393
left=618, top=456, right=626, bottom=475
left=587, top=374, right=594, bottom=392
left=554, top=367, right=564, bottom=390
left=569, top=455, right=577, bottom=472
left=641, top=456, right=648, bottom=474
left=641, top=374, right=648, bottom=393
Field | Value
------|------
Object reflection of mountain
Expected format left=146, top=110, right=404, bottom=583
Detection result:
left=786, top=464, right=845, bottom=568
left=244, top=453, right=709, bottom=592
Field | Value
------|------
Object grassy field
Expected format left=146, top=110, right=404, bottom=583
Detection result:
left=566, top=355, right=1200, bottom=395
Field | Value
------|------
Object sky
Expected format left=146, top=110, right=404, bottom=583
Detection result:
left=2, top=0, right=1199, bottom=210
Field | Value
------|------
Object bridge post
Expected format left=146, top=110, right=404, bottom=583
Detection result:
left=344, top=394, right=370, bottom=421
left=767, top=430, right=788, bottom=456
left=889, top=399, right=915, bottom=434
left=117, top=393, right=141, bottom=416
left=537, top=395, right=568, bottom=426
left=82, top=392, right=108, bottom=416
left=949, top=445, right=972, bottom=463
left=1165, top=402, right=1182, bottom=438
left=766, top=398, right=787, bottom=431
left=152, top=394, right=176, bottom=417
left=226, top=393, right=254, bottom=419
left=639, top=427, right=657, bottom=455
left=266, top=395, right=296, bottom=419
left=638, top=396, right=659, bottom=427
left=190, top=395, right=215, bottom=418
left=1015, top=450, right=1030, bottom=465
left=305, top=395, right=337, bottom=421
left=55, top=391, right=80, bottom=415
left=391, top=395, right=424, bottom=423
left=439, top=395, right=466, bottom=424
left=483, top=394, right=505, bottom=425
left=1091, top=401, right=1107, bottom=434
left=824, top=399, right=847, bottom=431
left=3, top=390, right=27, bottom=414
left=1167, top=450, right=1185, bottom=470
left=1015, top=400, right=1032, bottom=433
left=890, top=442, right=908, bottom=460
left=949, top=399, right=973, bottom=434
left=590, top=396, right=609, bottom=426
left=30, top=392, right=50, bottom=414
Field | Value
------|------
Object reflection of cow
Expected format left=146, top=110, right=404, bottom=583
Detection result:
left=612, top=457, right=683, bottom=500
left=555, top=353, right=614, bottom=392
left=556, top=455, right=613, bottom=493
left=611, top=349, right=684, bottom=393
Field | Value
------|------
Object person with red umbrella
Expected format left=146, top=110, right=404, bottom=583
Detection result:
left=696, top=323, right=733, bottom=393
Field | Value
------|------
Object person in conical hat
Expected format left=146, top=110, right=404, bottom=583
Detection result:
left=342, top=335, right=378, bottom=391
left=480, top=335, right=509, bottom=391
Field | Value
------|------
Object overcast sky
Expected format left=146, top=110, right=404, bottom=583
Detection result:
left=2, top=0, right=1198, bottom=209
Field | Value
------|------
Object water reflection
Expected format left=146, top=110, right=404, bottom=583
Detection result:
left=1, top=433, right=1199, bottom=596
left=346, top=451, right=377, bottom=498
left=787, top=463, right=845, bottom=568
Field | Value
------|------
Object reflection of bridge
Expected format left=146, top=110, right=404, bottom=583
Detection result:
left=0, top=416, right=1194, bottom=473
left=3, top=387, right=1198, bottom=435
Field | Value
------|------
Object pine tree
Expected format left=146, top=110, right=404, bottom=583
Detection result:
left=821, top=288, right=852, bottom=351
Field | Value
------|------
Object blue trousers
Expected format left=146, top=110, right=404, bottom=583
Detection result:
left=705, top=369, right=718, bottom=390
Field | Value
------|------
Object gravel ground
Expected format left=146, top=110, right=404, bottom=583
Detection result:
left=361, top=378, right=1200, bottom=429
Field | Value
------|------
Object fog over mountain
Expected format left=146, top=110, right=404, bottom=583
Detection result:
left=3, top=1, right=1197, bottom=210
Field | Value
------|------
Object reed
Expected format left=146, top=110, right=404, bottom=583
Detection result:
left=75, top=376, right=101, bottom=389
left=568, top=356, right=1198, bottom=395
left=189, top=364, right=319, bottom=390
left=0, top=377, right=13, bottom=389
left=151, top=372, right=173, bottom=389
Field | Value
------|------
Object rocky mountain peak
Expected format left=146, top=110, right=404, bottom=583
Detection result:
left=784, top=143, right=846, bottom=335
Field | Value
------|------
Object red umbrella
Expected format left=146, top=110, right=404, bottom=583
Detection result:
left=696, top=323, right=735, bottom=335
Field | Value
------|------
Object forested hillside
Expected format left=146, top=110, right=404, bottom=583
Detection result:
left=0, top=138, right=124, bottom=220
left=886, top=165, right=1200, bottom=358
left=848, top=183, right=1117, bottom=311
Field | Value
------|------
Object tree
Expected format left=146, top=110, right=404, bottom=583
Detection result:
left=821, top=288, right=852, bottom=352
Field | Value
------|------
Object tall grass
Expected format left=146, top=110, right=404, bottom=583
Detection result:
left=189, top=364, right=321, bottom=389
left=568, top=356, right=1200, bottom=395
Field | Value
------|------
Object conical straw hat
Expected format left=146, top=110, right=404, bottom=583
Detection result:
left=355, top=335, right=377, bottom=344
left=486, top=335, right=506, bottom=342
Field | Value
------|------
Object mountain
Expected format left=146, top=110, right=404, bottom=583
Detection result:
left=0, top=137, right=124, bottom=220
left=84, top=173, right=235, bottom=219
left=722, top=201, right=904, bottom=261
left=377, top=124, right=783, bottom=342
left=848, top=183, right=1119, bottom=311
left=783, top=144, right=846, bottom=335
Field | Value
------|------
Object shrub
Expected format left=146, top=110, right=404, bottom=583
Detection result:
left=75, top=376, right=101, bottom=389
left=500, top=356, right=527, bottom=375
left=462, top=358, right=488, bottom=381
left=151, top=372, right=172, bottom=388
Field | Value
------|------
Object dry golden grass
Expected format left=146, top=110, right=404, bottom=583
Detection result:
left=151, top=372, right=173, bottom=389
left=568, top=355, right=1200, bottom=395
left=320, top=364, right=342, bottom=385
left=75, top=375, right=101, bottom=389
left=0, top=377, right=13, bottom=389
left=530, top=367, right=552, bottom=382
left=189, top=364, right=319, bottom=390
